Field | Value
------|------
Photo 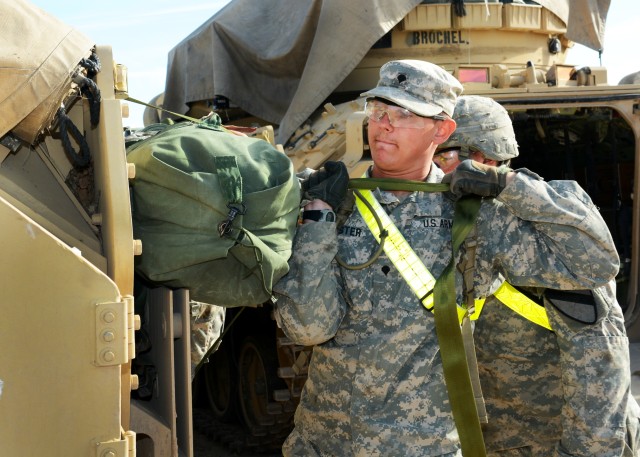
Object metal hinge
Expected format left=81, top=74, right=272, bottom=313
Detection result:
left=95, top=301, right=128, bottom=366
left=96, top=430, right=136, bottom=457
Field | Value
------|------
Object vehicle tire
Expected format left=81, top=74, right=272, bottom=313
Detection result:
left=237, top=335, right=293, bottom=438
left=203, top=342, right=238, bottom=423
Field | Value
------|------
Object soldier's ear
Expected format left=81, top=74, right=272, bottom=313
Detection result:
left=433, top=118, right=457, bottom=145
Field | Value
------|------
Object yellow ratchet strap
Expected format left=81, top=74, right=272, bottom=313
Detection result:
left=474, top=282, right=552, bottom=330
left=354, top=189, right=467, bottom=324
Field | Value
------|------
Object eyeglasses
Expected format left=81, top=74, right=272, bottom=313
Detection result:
left=433, top=150, right=460, bottom=164
left=365, top=100, right=446, bottom=129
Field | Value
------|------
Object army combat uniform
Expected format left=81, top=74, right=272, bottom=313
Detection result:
left=475, top=280, right=640, bottom=457
left=189, top=301, right=225, bottom=380
left=274, top=165, right=619, bottom=457
left=437, top=94, right=640, bottom=457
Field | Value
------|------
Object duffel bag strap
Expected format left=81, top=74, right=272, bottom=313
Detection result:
left=214, top=155, right=246, bottom=238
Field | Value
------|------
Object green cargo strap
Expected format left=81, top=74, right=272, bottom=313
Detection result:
left=462, top=316, right=488, bottom=424
left=454, top=222, right=488, bottom=423
left=349, top=177, right=486, bottom=456
left=350, top=177, right=449, bottom=193
left=435, top=196, right=486, bottom=457
left=126, top=96, right=204, bottom=124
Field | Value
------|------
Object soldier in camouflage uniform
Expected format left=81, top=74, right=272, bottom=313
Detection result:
left=189, top=301, right=225, bottom=380
left=433, top=94, right=518, bottom=173
left=437, top=95, right=517, bottom=168
left=273, top=60, right=620, bottom=456
left=438, top=94, right=640, bottom=456
left=433, top=148, right=464, bottom=173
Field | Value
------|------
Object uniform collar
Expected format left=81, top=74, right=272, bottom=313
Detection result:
left=367, top=163, right=445, bottom=211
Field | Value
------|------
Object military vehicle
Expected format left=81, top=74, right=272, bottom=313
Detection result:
left=2, top=0, right=639, bottom=456
left=154, top=0, right=640, bottom=453
left=0, top=2, right=139, bottom=456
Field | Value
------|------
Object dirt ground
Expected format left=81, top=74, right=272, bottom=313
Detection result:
left=193, top=428, right=281, bottom=457
left=191, top=406, right=283, bottom=457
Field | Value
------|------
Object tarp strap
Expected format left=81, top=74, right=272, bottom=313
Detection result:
left=126, top=96, right=204, bottom=124
left=57, top=107, right=91, bottom=168
left=76, top=51, right=102, bottom=127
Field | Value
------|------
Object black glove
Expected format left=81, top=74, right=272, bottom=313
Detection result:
left=441, top=159, right=511, bottom=201
left=301, top=161, right=349, bottom=211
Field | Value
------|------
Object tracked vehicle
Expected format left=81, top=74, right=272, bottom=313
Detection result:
left=157, top=0, right=640, bottom=452
left=2, top=1, right=640, bottom=456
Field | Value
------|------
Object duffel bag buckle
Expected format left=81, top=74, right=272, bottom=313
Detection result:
left=218, top=202, right=246, bottom=237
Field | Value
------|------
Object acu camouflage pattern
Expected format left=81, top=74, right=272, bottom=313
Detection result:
left=449, top=94, right=639, bottom=454
left=360, top=59, right=462, bottom=117
left=475, top=280, right=640, bottom=456
left=274, top=165, right=619, bottom=456
left=189, top=301, right=225, bottom=380
left=439, top=95, right=519, bottom=162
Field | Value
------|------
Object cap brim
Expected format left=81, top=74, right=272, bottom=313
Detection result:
left=360, top=86, right=443, bottom=117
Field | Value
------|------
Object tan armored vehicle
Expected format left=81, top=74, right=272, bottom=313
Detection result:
left=157, top=0, right=640, bottom=452
left=2, top=0, right=639, bottom=456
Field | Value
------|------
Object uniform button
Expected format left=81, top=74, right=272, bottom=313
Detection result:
left=381, top=265, right=390, bottom=275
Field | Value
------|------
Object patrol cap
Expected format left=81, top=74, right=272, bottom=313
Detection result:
left=439, top=95, right=519, bottom=161
left=360, top=60, right=463, bottom=118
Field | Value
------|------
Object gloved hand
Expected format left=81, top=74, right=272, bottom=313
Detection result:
left=441, top=159, right=511, bottom=201
left=301, top=161, right=349, bottom=211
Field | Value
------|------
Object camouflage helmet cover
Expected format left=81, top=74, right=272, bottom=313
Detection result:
left=440, top=95, right=519, bottom=161
left=360, top=59, right=463, bottom=117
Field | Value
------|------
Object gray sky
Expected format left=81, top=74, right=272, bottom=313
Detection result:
left=29, top=0, right=640, bottom=129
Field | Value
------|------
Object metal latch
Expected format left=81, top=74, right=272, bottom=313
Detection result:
left=96, top=430, right=136, bottom=457
left=95, top=301, right=128, bottom=366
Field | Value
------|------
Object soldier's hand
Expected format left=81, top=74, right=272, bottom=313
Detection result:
left=442, top=159, right=511, bottom=201
left=301, top=161, right=349, bottom=211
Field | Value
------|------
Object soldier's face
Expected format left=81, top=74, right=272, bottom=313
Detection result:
left=367, top=103, right=442, bottom=176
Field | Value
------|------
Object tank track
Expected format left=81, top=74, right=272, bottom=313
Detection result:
left=192, top=406, right=290, bottom=455
left=190, top=309, right=313, bottom=455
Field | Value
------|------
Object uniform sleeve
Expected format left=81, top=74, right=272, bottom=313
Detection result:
left=546, top=283, right=633, bottom=456
left=484, top=169, right=619, bottom=290
left=272, top=221, right=346, bottom=346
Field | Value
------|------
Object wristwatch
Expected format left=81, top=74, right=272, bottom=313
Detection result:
left=302, top=209, right=336, bottom=222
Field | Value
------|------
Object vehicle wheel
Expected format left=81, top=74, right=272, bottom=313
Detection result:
left=238, top=335, right=291, bottom=436
left=203, top=342, right=238, bottom=423
left=275, top=327, right=311, bottom=403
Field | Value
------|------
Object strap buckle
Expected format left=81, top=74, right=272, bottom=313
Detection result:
left=218, top=202, right=246, bottom=237
left=420, top=290, right=434, bottom=311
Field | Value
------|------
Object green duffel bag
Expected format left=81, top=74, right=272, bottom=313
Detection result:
left=126, top=114, right=300, bottom=307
